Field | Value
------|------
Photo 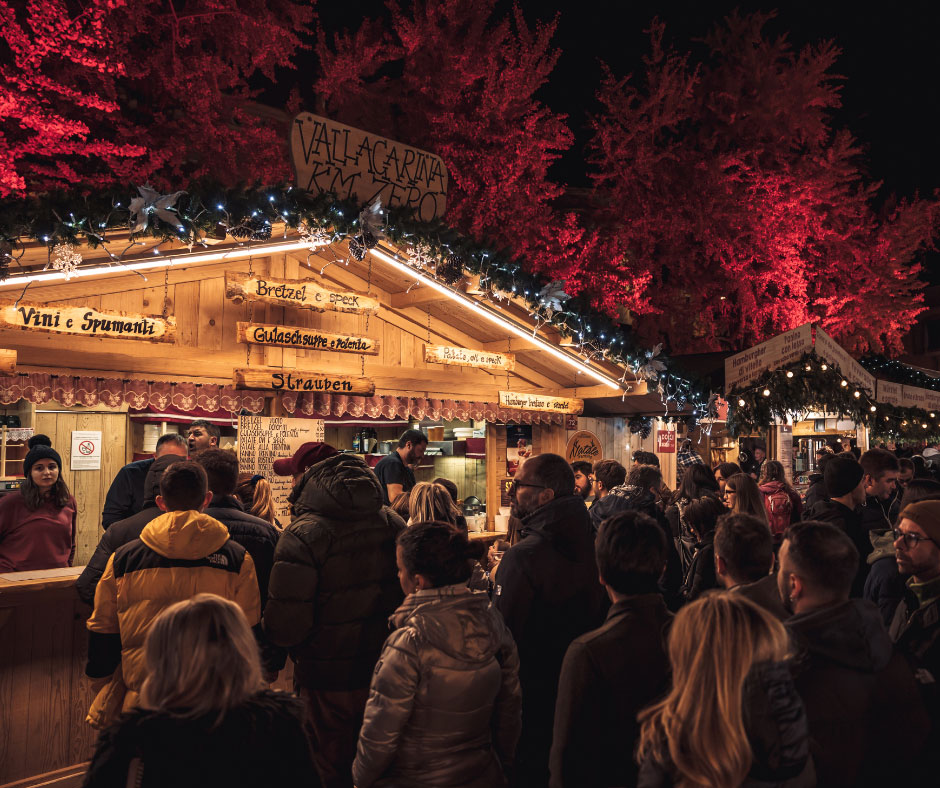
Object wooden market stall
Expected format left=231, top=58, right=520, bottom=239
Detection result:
left=0, top=226, right=647, bottom=786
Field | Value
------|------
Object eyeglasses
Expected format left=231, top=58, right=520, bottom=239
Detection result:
left=509, top=480, right=549, bottom=492
left=893, top=528, right=938, bottom=549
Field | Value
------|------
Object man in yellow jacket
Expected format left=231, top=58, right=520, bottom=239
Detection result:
left=85, top=460, right=261, bottom=727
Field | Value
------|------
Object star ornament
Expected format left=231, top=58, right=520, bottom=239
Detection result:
left=128, top=185, right=186, bottom=234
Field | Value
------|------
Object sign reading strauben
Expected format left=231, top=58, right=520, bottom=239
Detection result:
left=290, top=112, right=448, bottom=221
left=234, top=367, right=375, bottom=395
left=0, top=303, right=175, bottom=342
left=225, top=273, right=379, bottom=314
left=236, top=322, right=380, bottom=355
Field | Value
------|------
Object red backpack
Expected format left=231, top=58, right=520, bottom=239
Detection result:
left=764, top=488, right=793, bottom=541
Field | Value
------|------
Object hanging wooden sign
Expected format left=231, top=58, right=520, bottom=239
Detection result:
left=499, top=390, right=584, bottom=415
left=290, top=112, right=448, bottom=222
left=233, top=367, right=375, bottom=395
left=236, top=322, right=380, bottom=355
left=0, top=349, right=15, bottom=375
left=423, top=344, right=515, bottom=371
left=0, top=303, right=175, bottom=342
left=565, top=430, right=602, bottom=464
left=225, top=273, right=379, bottom=314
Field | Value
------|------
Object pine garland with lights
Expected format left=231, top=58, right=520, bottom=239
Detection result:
left=0, top=181, right=709, bottom=411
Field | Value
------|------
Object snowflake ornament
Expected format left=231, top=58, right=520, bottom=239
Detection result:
left=407, top=243, right=435, bottom=270
left=298, top=223, right=331, bottom=248
left=637, top=343, right=667, bottom=382
left=51, top=243, right=82, bottom=280
left=537, top=280, right=571, bottom=313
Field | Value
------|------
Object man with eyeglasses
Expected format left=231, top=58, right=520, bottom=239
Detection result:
left=494, top=453, right=607, bottom=788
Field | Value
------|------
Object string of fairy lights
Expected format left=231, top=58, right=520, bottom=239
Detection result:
left=0, top=181, right=937, bottom=443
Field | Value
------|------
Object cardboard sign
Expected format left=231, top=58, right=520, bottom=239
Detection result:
left=725, top=324, right=813, bottom=392
left=775, top=424, right=794, bottom=483
left=290, top=112, right=448, bottom=221
left=902, top=386, right=929, bottom=409
left=925, top=390, right=940, bottom=414
left=498, top=391, right=584, bottom=415
left=236, top=322, right=379, bottom=355
left=656, top=430, right=676, bottom=453
left=877, top=380, right=903, bottom=406
left=237, top=415, right=324, bottom=522
left=812, top=328, right=876, bottom=392
left=233, top=367, right=375, bottom=395
left=70, top=430, right=102, bottom=470
left=423, top=344, right=515, bottom=371
left=225, top=273, right=379, bottom=314
left=0, top=303, right=175, bottom=342
left=566, top=430, right=602, bottom=464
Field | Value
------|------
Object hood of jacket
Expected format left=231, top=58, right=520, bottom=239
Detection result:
left=140, top=509, right=230, bottom=559
left=607, top=483, right=658, bottom=511
left=867, top=528, right=897, bottom=565
left=290, top=453, right=383, bottom=521
left=520, top=494, right=593, bottom=549
left=759, top=481, right=788, bottom=495
left=787, top=599, right=892, bottom=673
left=807, top=472, right=823, bottom=485
left=141, top=453, right=187, bottom=507
left=390, top=584, right=501, bottom=664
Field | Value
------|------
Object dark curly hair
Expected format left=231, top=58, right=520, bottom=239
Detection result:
left=397, top=521, right=486, bottom=588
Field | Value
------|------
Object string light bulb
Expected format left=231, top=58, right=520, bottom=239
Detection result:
left=821, top=364, right=828, bottom=371
left=762, top=389, right=771, bottom=397
left=738, top=398, right=746, bottom=407
left=853, top=391, right=861, bottom=399
left=786, top=371, right=794, bottom=378
left=840, top=380, right=848, bottom=387
left=870, top=405, right=877, bottom=412
left=805, top=364, right=812, bottom=371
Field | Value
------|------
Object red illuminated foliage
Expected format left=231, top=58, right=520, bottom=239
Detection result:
left=313, top=0, right=579, bottom=270
left=577, top=12, right=939, bottom=355
left=1, top=0, right=313, bottom=196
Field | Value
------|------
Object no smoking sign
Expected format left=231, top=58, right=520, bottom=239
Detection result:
left=71, top=430, right=102, bottom=470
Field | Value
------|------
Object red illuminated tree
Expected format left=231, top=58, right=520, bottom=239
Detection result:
left=1, top=0, right=314, bottom=196
left=576, top=12, right=939, bottom=355
left=312, top=0, right=580, bottom=269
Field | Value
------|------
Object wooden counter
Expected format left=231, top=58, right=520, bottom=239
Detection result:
left=0, top=570, right=296, bottom=787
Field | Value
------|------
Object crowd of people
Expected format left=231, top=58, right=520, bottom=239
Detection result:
left=1, top=420, right=939, bottom=786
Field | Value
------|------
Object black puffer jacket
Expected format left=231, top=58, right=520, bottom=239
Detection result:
left=81, top=690, right=318, bottom=788
left=204, top=494, right=279, bottom=608
left=263, top=453, right=405, bottom=690
left=76, top=454, right=182, bottom=605
left=787, top=599, right=929, bottom=787
left=353, top=584, right=521, bottom=788
left=637, top=661, right=815, bottom=788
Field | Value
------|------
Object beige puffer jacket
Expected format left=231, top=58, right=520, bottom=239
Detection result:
left=353, top=584, right=522, bottom=788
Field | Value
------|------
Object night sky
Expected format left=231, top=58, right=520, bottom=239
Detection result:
left=308, top=1, right=940, bottom=201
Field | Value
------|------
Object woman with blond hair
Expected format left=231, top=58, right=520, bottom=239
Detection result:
left=722, top=473, right=770, bottom=528
left=637, top=593, right=814, bottom=788
left=83, top=594, right=317, bottom=788
left=407, top=481, right=461, bottom=526
left=234, top=472, right=281, bottom=528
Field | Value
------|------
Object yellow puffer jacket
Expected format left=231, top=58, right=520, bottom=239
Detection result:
left=86, top=510, right=261, bottom=726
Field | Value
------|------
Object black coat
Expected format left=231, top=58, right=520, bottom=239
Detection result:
left=637, top=661, right=815, bottom=788
left=787, top=599, right=929, bottom=787
left=263, top=453, right=405, bottom=691
left=731, top=574, right=790, bottom=620
left=550, top=593, right=671, bottom=788
left=493, top=495, right=607, bottom=787
left=81, top=690, right=318, bottom=788
left=77, top=453, right=181, bottom=605
left=860, top=495, right=892, bottom=532
left=802, top=473, right=827, bottom=510
left=101, top=457, right=154, bottom=529
left=680, top=533, right=717, bottom=603
left=804, top=499, right=870, bottom=596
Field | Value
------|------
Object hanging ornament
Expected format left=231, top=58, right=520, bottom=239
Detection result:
left=348, top=236, right=367, bottom=261
left=358, top=197, right=385, bottom=249
left=407, top=243, right=435, bottom=270
left=537, top=280, right=571, bottom=313
left=628, top=416, right=654, bottom=439
left=298, top=222, right=331, bottom=248
left=127, top=185, right=186, bottom=233
left=230, top=217, right=272, bottom=241
left=637, top=343, right=667, bottom=382
left=51, top=243, right=82, bottom=280
left=436, top=253, right=464, bottom=284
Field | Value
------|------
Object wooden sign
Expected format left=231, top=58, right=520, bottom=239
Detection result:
left=225, top=273, right=379, bottom=314
left=0, top=303, right=175, bottom=342
left=566, top=430, right=602, bottom=464
left=656, top=430, right=676, bottom=453
left=234, top=367, right=375, bottom=395
left=499, top=390, right=584, bottom=415
left=290, top=112, right=448, bottom=221
left=237, top=322, right=380, bottom=355
left=423, top=344, right=515, bottom=371
left=0, top=349, right=15, bottom=375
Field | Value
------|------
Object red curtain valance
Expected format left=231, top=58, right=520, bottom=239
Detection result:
left=1, top=373, right=564, bottom=425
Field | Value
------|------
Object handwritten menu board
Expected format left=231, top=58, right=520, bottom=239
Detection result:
left=237, top=414, right=325, bottom=524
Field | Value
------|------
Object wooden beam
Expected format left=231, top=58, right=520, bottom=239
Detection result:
left=559, top=381, right=648, bottom=399
left=389, top=287, right=450, bottom=308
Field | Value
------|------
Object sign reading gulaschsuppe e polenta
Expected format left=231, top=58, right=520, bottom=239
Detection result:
left=0, top=303, right=175, bottom=342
